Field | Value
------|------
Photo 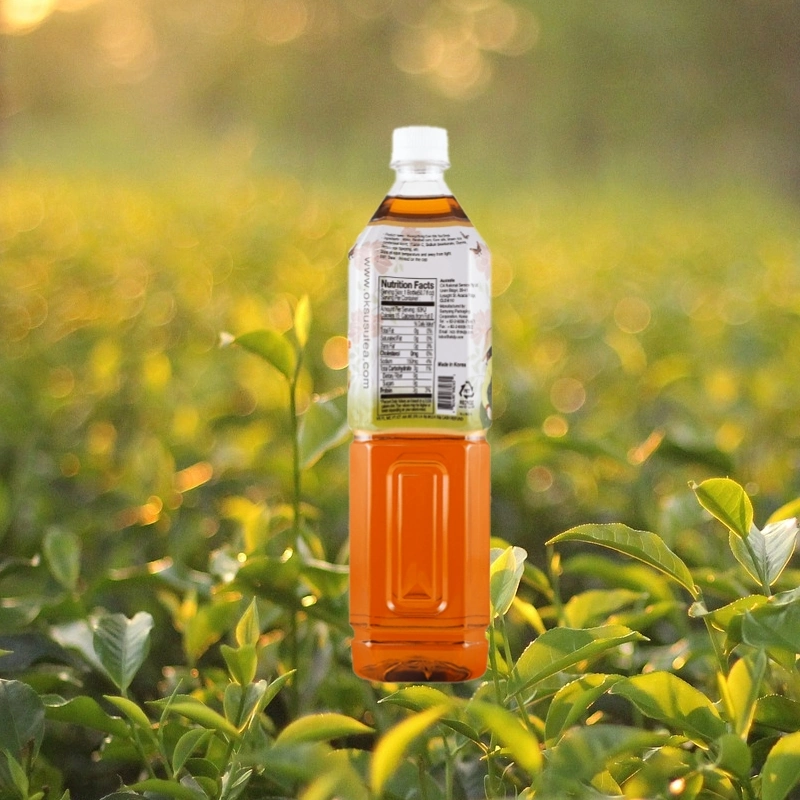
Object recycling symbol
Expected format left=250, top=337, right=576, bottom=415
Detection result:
left=459, top=381, right=475, bottom=400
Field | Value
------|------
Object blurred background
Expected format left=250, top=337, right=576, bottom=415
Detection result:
left=4, top=0, right=800, bottom=191
left=2, top=0, right=800, bottom=574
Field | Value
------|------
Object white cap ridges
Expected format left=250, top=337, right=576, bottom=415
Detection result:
left=391, top=126, right=449, bottom=166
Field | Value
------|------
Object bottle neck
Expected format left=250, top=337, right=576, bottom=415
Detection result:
left=388, top=161, right=453, bottom=198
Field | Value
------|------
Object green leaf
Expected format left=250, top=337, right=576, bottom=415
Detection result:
left=104, top=695, right=155, bottom=735
left=149, top=695, right=241, bottom=739
left=724, top=650, right=767, bottom=738
left=545, top=674, right=623, bottom=745
left=235, top=599, right=260, bottom=648
left=234, top=329, right=296, bottom=380
left=5, top=753, right=28, bottom=797
left=92, top=611, right=153, bottom=693
left=547, top=523, right=698, bottom=599
left=762, top=731, right=800, bottom=800
left=370, top=706, right=446, bottom=795
left=43, top=527, right=81, bottom=591
left=611, top=672, right=727, bottom=743
left=221, top=644, right=257, bottom=686
left=257, top=671, right=295, bottom=716
left=380, top=686, right=481, bottom=743
left=128, top=778, right=206, bottom=800
left=298, top=391, right=349, bottom=470
left=0, top=679, right=45, bottom=760
left=715, top=732, right=752, bottom=781
left=184, top=597, right=242, bottom=663
left=540, top=725, right=668, bottom=795
left=276, top=713, right=373, bottom=745
left=756, top=696, right=800, bottom=733
left=43, top=694, right=129, bottom=737
left=467, top=700, right=542, bottom=776
left=691, top=477, right=754, bottom=539
left=690, top=594, right=768, bottom=632
left=294, top=294, right=311, bottom=350
left=742, top=598, right=800, bottom=653
left=509, top=625, right=646, bottom=698
left=223, top=681, right=268, bottom=729
left=729, top=518, right=798, bottom=588
left=767, top=498, right=800, bottom=525
left=490, top=546, right=527, bottom=617
left=300, top=558, right=349, bottom=598
left=563, top=589, right=643, bottom=628
left=172, top=729, right=213, bottom=776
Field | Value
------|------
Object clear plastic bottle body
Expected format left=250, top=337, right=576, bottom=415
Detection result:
left=348, top=155, right=491, bottom=682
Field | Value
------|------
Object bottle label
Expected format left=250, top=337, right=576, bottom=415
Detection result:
left=348, top=223, right=492, bottom=432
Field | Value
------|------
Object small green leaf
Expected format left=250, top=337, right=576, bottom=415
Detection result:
left=43, top=694, right=129, bottom=738
left=611, top=672, right=727, bottom=744
left=370, top=706, right=446, bottom=795
left=128, top=778, right=206, bottom=800
left=184, top=597, right=242, bottom=663
left=545, top=674, right=623, bottom=745
left=276, top=713, right=373, bottom=745
left=104, top=695, right=154, bottom=735
left=691, top=478, right=753, bottom=539
left=490, top=546, right=527, bottom=617
left=221, top=644, right=257, bottom=686
left=223, top=681, right=267, bottom=729
left=540, top=725, right=668, bottom=795
left=380, top=686, right=481, bottom=743
left=767, top=498, right=800, bottom=525
left=762, top=731, right=800, bottom=800
left=0, top=679, right=45, bottom=760
left=149, top=696, right=241, bottom=739
left=690, top=594, right=768, bottom=632
left=509, top=625, right=645, bottom=697
left=300, top=558, right=349, bottom=598
left=172, top=729, right=213, bottom=776
left=298, top=392, right=349, bottom=470
left=257, top=671, right=294, bottom=716
left=467, top=700, right=542, bottom=776
left=715, top=732, right=752, bottom=780
left=235, top=329, right=296, bottom=380
left=294, top=294, right=311, bottom=350
left=92, top=611, right=153, bottom=693
left=43, top=527, right=81, bottom=591
left=235, top=599, right=260, bottom=648
left=5, top=753, right=28, bottom=797
left=742, top=598, right=800, bottom=653
left=547, top=523, right=698, bottom=599
left=756, top=696, right=800, bottom=733
left=725, top=650, right=767, bottom=738
left=563, top=589, right=643, bottom=628
left=729, top=518, right=798, bottom=588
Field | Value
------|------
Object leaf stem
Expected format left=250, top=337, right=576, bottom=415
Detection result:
left=499, top=615, right=537, bottom=737
left=441, top=733, right=454, bottom=800
left=287, top=353, right=304, bottom=717
left=696, top=590, right=729, bottom=677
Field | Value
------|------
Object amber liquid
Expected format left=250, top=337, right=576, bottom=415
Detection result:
left=349, top=194, right=490, bottom=682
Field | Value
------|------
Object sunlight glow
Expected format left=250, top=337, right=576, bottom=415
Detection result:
left=1, top=0, right=56, bottom=33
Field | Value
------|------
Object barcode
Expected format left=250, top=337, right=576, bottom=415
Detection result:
left=437, top=376, right=456, bottom=412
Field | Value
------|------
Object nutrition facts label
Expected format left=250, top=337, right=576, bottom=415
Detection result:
left=378, top=276, right=437, bottom=418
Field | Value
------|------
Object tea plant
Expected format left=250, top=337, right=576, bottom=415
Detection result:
left=3, top=174, right=800, bottom=799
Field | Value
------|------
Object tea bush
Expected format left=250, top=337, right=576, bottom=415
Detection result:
left=1, top=169, right=800, bottom=799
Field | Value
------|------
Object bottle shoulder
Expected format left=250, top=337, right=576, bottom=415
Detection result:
left=369, top=195, right=471, bottom=225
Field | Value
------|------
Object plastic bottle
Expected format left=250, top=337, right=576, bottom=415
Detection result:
left=348, top=126, right=491, bottom=682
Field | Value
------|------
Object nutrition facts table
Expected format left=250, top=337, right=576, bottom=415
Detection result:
left=378, top=276, right=437, bottom=418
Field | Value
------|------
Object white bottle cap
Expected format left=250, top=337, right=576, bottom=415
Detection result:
left=391, top=126, right=449, bottom=166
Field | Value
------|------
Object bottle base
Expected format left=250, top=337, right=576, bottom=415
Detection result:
left=351, top=638, right=487, bottom=682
